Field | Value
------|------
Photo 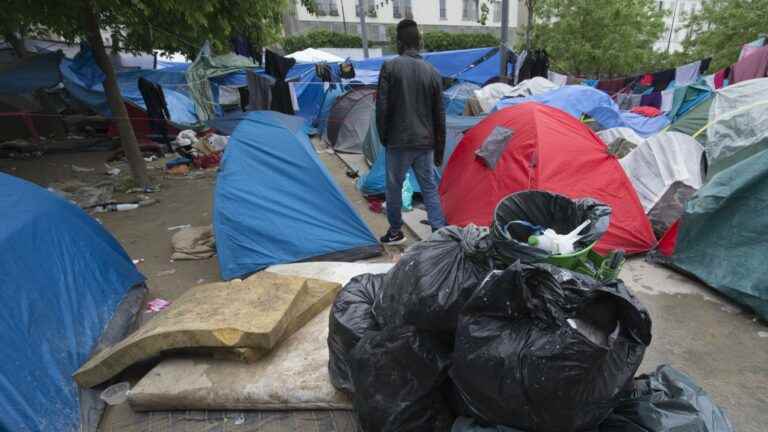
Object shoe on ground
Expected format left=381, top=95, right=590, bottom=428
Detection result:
left=380, top=230, right=407, bottom=245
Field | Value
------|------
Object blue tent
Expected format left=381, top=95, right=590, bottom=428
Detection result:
left=0, top=51, right=63, bottom=95
left=0, top=173, right=144, bottom=432
left=444, top=81, right=480, bottom=116
left=496, top=85, right=670, bottom=137
left=214, top=111, right=382, bottom=280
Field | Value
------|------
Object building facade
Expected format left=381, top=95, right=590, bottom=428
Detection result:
left=285, top=0, right=523, bottom=46
left=654, top=0, right=702, bottom=52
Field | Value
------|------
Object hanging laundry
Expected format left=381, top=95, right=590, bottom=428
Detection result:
left=675, top=61, right=701, bottom=86
left=547, top=71, right=568, bottom=87
left=596, top=78, right=626, bottom=95
left=731, top=45, right=768, bottom=83
left=699, top=58, right=712, bottom=73
left=639, top=74, right=653, bottom=86
left=630, top=106, right=662, bottom=117
left=660, top=89, right=674, bottom=112
left=245, top=70, right=274, bottom=111
left=651, top=69, right=675, bottom=92
left=230, top=35, right=254, bottom=60
left=616, top=93, right=642, bottom=110
left=713, top=68, right=729, bottom=89
left=265, top=49, right=296, bottom=115
left=138, top=77, right=170, bottom=145
left=739, top=36, right=766, bottom=61
left=640, top=92, right=661, bottom=109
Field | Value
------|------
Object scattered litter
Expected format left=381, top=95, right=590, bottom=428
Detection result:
left=104, top=163, right=121, bottom=176
left=143, top=155, right=158, bottom=162
left=100, top=382, right=130, bottom=405
left=93, top=203, right=139, bottom=213
left=126, top=185, right=160, bottom=194
left=155, top=269, right=176, bottom=277
left=138, top=197, right=159, bottom=208
left=174, top=129, right=199, bottom=147
left=167, top=224, right=192, bottom=231
left=48, top=180, right=114, bottom=208
left=71, top=164, right=95, bottom=173
left=758, top=331, right=768, bottom=338
left=171, top=225, right=216, bottom=260
left=132, top=258, right=144, bottom=265
left=196, top=278, right=206, bottom=284
left=146, top=298, right=172, bottom=312
left=167, top=164, right=190, bottom=176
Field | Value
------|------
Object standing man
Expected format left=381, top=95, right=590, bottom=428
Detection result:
left=376, top=19, right=447, bottom=245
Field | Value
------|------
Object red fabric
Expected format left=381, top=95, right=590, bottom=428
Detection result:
left=713, top=69, right=727, bottom=89
left=731, top=44, right=768, bottom=83
left=107, top=102, right=180, bottom=140
left=656, top=219, right=679, bottom=257
left=439, top=102, right=656, bottom=254
left=639, top=74, right=653, bottom=86
left=630, top=106, right=662, bottom=117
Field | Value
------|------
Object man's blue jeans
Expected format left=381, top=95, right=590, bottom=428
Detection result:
left=385, top=148, right=447, bottom=232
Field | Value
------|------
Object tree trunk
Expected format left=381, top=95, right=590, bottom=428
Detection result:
left=525, top=1, right=534, bottom=51
left=4, top=31, right=29, bottom=59
left=82, top=1, right=150, bottom=188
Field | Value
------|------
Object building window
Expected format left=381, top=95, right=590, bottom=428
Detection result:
left=493, top=1, right=502, bottom=22
left=314, top=0, right=339, bottom=16
left=440, top=0, right=447, bottom=20
left=355, top=0, right=376, bottom=18
left=393, top=0, right=412, bottom=19
left=463, top=0, right=479, bottom=21
left=329, top=0, right=339, bottom=16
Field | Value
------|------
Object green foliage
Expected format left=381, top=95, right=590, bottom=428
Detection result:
left=283, top=28, right=362, bottom=53
left=682, top=0, right=768, bottom=70
left=422, top=31, right=499, bottom=52
left=531, top=0, right=666, bottom=77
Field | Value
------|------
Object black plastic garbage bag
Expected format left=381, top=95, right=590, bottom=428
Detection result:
left=491, top=190, right=611, bottom=263
left=600, top=365, right=734, bottom=432
left=350, top=326, right=454, bottom=432
left=450, top=262, right=652, bottom=432
left=328, top=273, right=385, bottom=393
left=451, top=417, right=524, bottom=432
left=372, top=225, right=493, bottom=332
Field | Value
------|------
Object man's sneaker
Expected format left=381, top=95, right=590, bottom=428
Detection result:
left=380, top=229, right=407, bottom=245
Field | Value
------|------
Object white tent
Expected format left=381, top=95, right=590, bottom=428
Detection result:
left=286, top=48, right=344, bottom=64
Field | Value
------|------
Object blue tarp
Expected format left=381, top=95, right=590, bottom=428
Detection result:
left=444, top=81, right=480, bottom=116
left=454, top=49, right=512, bottom=84
left=0, top=173, right=144, bottom=432
left=496, top=85, right=670, bottom=137
left=214, top=111, right=381, bottom=280
left=0, top=51, right=63, bottom=95
left=60, top=58, right=199, bottom=125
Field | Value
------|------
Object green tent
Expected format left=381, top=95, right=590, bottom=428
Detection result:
left=672, top=148, right=768, bottom=320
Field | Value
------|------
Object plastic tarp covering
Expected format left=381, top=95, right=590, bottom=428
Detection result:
left=454, top=49, right=513, bottom=85
left=444, top=81, right=480, bottom=116
left=450, top=262, right=651, bottom=432
left=0, top=51, right=63, bottom=95
left=705, top=78, right=768, bottom=175
left=214, top=111, right=381, bottom=280
left=671, top=148, right=768, bottom=320
left=287, top=48, right=344, bottom=64
left=598, top=128, right=705, bottom=211
left=495, top=85, right=670, bottom=137
left=186, top=50, right=257, bottom=121
left=0, top=173, right=144, bottom=432
left=440, top=103, right=656, bottom=254
left=473, top=77, right=559, bottom=113
left=60, top=58, right=198, bottom=125
left=601, top=365, right=734, bottom=432
left=324, top=87, right=375, bottom=153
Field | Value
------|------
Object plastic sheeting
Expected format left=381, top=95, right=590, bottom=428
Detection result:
left=186, top=49, right=257, bottom=121
left=705, top=78, right=768, bottom=175
left=0, top=173, right=144, bottom=432
left=213, top=111, right=381, bottom=280
left=287, top=48, right=344, bottom=64
left=60, top=58, right=199, bottom=125
left=598, top=128, right=705, bottom=211
left=495, top=85, right=670, bottom=137
left=444, top=81, right=480, bottom=116
left=474, top=77, right=558, bottom=113
left=0, top=51, right=63, bottom=95
left=671, top=148, right=768, bottom=320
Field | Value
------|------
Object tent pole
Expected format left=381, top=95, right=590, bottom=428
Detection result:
left=499, top=0, right=510, bottom=79
left=358, top=0, right=370, bottom=59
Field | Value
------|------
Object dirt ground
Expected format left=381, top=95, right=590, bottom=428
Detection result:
left=1, top=148, right=767, bottom=432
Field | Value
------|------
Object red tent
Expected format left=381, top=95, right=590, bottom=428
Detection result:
left=439, top=102, right=656, bottom=254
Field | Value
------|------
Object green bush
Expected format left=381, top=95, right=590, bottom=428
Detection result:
left=283, top=29, right=362, bottom=53
left=387, top=29, right=499, bottom=52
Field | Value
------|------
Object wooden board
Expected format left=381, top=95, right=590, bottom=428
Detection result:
left=74, top=272, right=340, bottom=388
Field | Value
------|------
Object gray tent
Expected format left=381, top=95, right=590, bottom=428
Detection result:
left=324, top=87, right=376, bottom=154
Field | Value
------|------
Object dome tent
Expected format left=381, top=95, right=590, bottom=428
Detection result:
left=439, top=102, right=656, bottom=254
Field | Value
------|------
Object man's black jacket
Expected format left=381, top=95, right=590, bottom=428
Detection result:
left=375, top=50, right=446, bottom=163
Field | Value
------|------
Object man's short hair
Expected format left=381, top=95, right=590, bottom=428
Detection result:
left=396, top=19, right=420, bottom=53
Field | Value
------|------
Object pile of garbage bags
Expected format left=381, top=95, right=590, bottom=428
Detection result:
left=328, top=191, right=734, bottom=432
